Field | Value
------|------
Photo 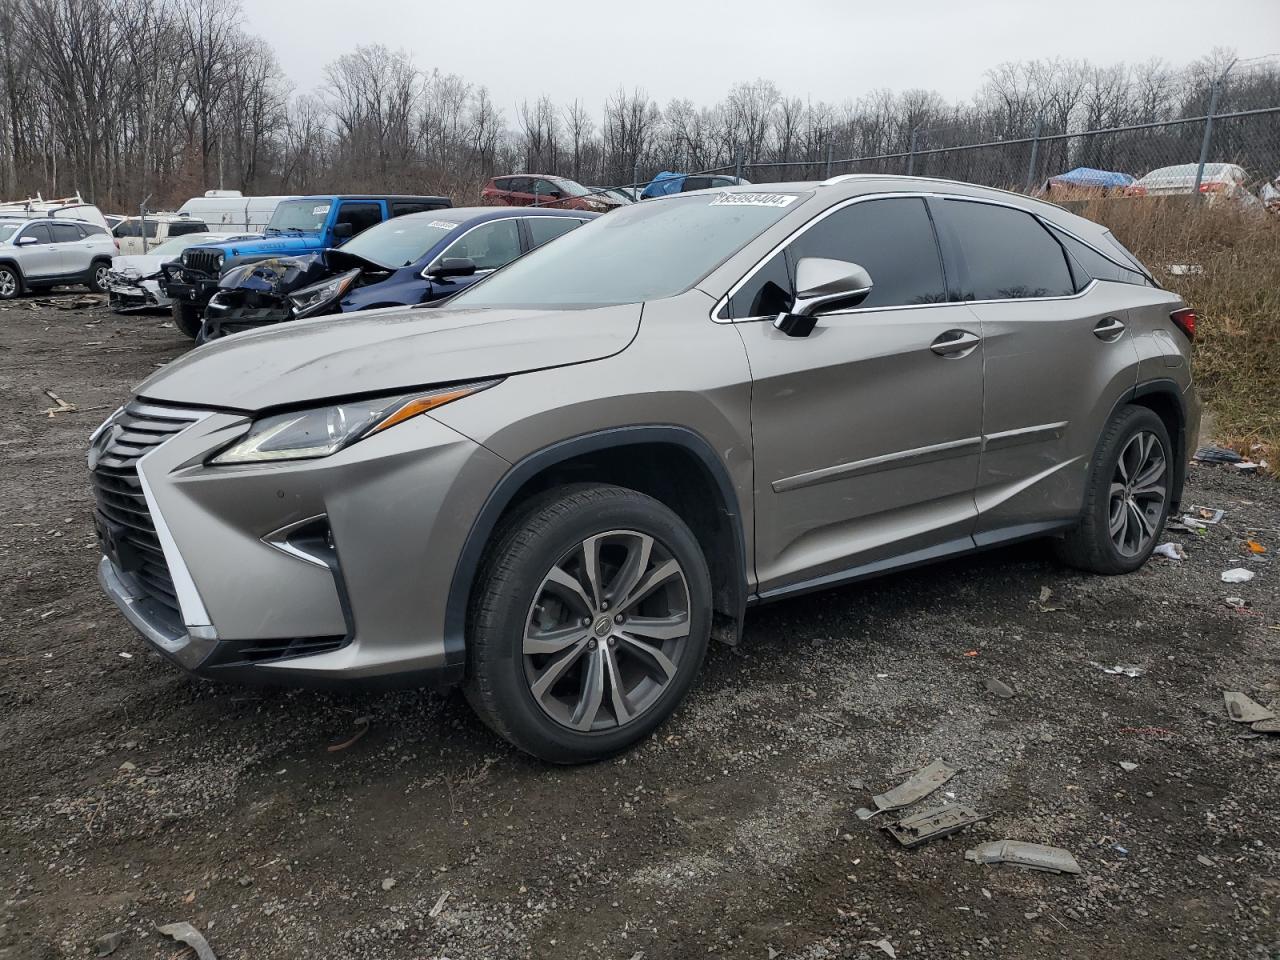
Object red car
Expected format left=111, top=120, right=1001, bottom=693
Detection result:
left=481, top=175, right=625, bottom=213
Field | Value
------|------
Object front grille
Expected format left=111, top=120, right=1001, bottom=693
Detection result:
left=182, top=248, right=223, bottom=277
left=207, top=636, right=349, bottom=668
left=91, top=402, right=205, bottom=622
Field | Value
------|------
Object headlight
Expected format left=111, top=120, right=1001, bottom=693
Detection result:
left=288, top=268, right=361, bottom=319
left=209, top=382, right=500, bottom=465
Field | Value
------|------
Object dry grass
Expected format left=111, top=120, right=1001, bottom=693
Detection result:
left=1076, top=198, right=1280, bottom=464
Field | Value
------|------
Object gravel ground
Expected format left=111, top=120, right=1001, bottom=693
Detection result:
left=1, top=298, right=1278, bottom=960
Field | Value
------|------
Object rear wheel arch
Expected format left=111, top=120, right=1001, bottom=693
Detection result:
left=445, top=427, right=748, bottom=674
left=1129, top=379, right=1188, bottom=509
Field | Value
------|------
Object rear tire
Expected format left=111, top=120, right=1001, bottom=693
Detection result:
left=88, top=260, right=111, bottom=294
left=0, top=264, right=21, bottom=300
left=1054, top=405, right=1172, bottom=574
left=172, top=301, right=203, bottom=340
left=464, top=484, right=712, bottom=763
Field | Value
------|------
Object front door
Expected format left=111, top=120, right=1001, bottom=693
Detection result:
left=16, top=223, right=61, bottom=278
left=736, top=196, right=985, bottom=595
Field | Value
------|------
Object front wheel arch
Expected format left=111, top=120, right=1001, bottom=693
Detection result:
left=0, top=260, right=25, bottom=298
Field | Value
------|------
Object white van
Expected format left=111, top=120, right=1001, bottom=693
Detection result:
left=176, top=190, right=296, bottom=232
left=113, top=212, right=223, bottom=255
left=0, top=193, right=109, bottom=229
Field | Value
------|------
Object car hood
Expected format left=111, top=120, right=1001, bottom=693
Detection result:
left=136, top=303, right=642, bottom=411
left=216, top=234, right=325, bottom=259
left=110, top=254, right=169, bottom=275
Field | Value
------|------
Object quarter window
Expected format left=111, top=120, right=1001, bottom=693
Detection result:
left=440, top=219, right=522, bottom=271
left=789, top=197, right=946, bottom=309
left=728, top=250, right=792, bottom=319
left=933, top=200, right=1074, bottom=301
left=1048, top=225, right=1151, bottom=288
left=49, top=223, right=83, bottom=243
left=526, top=216, right=585, bottom=249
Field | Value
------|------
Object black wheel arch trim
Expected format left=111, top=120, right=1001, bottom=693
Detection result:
left=442, top=425, right=749, bottom=677
left=1122, top=377, right=1189, bottom=509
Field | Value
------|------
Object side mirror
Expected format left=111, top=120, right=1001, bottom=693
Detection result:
left=774, top=257, right=874, bottom=337
left=16, top=235, right=38, bottom=246
left=425, top=257, right=477, bottom=280
left=332, top=222, right=354, bottom=241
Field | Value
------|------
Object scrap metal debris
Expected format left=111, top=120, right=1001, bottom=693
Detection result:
left=156, top=922, right=217, bottom=960
left=1221, top=568, right=1256, bottom=584
left=872, top=758, right=960, bottom=812
left=1223, top=691, right=1275, bottom=724
left=1193, top=447, right=1242, bottom=465
left=1088, top=661, right=1144, bottom=678
left=965, top=840, right=1082, bottom=875
left=882, top=803, right=987, bottom=848
left=1250, top=717, right=1280, bottom=734
left=33, top=294, right=103, bottom=310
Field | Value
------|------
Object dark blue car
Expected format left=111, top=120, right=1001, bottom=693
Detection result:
left=201, top=207, right=596, bottom=341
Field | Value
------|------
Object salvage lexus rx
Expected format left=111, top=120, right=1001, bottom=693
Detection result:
left=91, top=176, right=1200, bottom=763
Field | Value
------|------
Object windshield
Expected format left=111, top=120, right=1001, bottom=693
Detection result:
left=338, top=216, right=458, bottom=268
left=0, top=223, right=18, bottom=243
left=452, top=192, right=804, bottom=308
left=148, top=234, right=224, bottom=257
left=266, top=199, right=331, bottom=234
left=554, top=179, right=590, bottom=198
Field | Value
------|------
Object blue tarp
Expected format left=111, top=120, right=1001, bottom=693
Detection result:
left=640, top=171, right=685, bottom=199
left=1048, top=167, right=1135, bottom=188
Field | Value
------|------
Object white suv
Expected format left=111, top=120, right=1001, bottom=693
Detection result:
left=0, top=217, right=116, bottom=299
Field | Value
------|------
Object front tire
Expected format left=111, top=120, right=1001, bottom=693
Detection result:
left=0, top=265, right=21, bottom=300
left=88, top=260, right=111, bottom=294
left=465, top=484, right=712, bottom=763
left=1054, top=405, right=1173, bottom=574
left=172, top=301, right=203, bottom=340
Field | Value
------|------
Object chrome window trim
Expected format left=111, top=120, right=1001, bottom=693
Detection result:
left=710, top=190, right=1121, bottom=323
left=421, top=215, right=527, bottom=278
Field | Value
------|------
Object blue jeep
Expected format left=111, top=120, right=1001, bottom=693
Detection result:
left=160, top=194, right=451, bottom=338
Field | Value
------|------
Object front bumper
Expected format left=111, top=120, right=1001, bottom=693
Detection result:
left=161, top=276, right=219, bottom=308
left=108, top=280, right=166, bottom=311
left=94, top=402, right=510, bottom=687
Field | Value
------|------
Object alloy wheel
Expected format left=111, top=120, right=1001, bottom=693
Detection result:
left=0, top=269, right=16, bottom=298
left=1108, top=430, right=1168, bottom=557
left=94, top=264, right=110, bottom=289
left=523, top=529, right=691, bottom=732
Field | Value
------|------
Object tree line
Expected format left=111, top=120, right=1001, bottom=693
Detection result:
left=0, top=0, right=1276, bottom=212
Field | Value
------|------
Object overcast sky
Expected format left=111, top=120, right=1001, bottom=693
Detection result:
left=245, top=0, right=1279, bottom=114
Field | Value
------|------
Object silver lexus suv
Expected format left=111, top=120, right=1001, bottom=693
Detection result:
left=91, top=176, right=1200, bottom=762
left=0, top=217, right=115, bottom=299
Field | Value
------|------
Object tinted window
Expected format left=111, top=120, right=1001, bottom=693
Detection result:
left=455, top=192, right=802, bottom=308
left=441, top=219, right=521, bottom=270
left=391, top=201, right=435, bottom=217
left=336, top=201, right=383, bottom=236
left=167, top=220, right=208, bottom=237
left=50, top=223, right=83, bottom=243
left=790, top=197, right=945, bottom=309
left=1048, top=226, right=1150, bottom=289
left=526, top=216, right=585, bottom=249
left=934, top=200, right=1074, bottom=300
left=19, top=223, right=53, bottom=244
left=728, top=250, right=792, bottom=319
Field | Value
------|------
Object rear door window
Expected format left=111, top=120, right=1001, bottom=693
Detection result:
left=788, top=197, right=947, bottom=309
left=526, top=216, right=586, bottom=249
left=49, top=223, right=83, bottom=243
left=932, top=199, right=1074, bottom=300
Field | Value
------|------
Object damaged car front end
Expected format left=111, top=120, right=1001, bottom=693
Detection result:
left=200, top=256, right=340, bottom=340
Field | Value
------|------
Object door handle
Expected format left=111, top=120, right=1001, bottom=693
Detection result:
left=930, top=329, right=981, bottom=357
left=1093, top=316, right=1126, bottom=341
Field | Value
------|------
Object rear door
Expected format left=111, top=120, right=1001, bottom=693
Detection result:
left=736, top=195, right=985, bottom=594
left=50, top=221, right=92, bottom=275
left=16, top=223, right=59, bottom=278
left=929, top=198, right=1142, bottom=537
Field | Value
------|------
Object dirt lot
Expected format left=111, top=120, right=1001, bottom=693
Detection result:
left=1, top=298, right=1278, bottom=960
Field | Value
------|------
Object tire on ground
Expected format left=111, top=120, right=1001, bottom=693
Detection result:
left=88, top=260, right=111, bottom=294
left=464, top=483, right=712, bottom=764
left=0, top=264, right=21, bottom=300
left=1054, top=404, right=1173, bottom=574
left=172, top=301, right=203, bottom=340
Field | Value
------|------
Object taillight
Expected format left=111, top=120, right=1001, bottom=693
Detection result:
left=1198, top=181, right=1223, bottom=193
left=1170, top=307, right=1197, bottom=341
left=1127, top=185, right=1147, bottom=197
